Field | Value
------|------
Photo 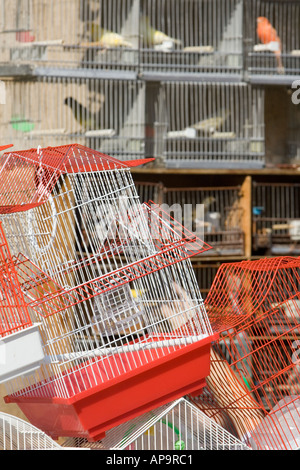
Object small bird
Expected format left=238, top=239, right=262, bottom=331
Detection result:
left=83, top=23, right=134, bottom=49
left=64, top=96, right=102, bottom=130
left=139, top=15, right=182, bottom=47
left=256, top=16, right=284, bottom=74
left=191, top=110, right=230, bottom=135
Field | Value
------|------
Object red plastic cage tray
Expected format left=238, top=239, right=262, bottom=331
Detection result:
left=5, top=333, right=217, bottom=441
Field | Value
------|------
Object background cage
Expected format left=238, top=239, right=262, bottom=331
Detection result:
left=0, top=143, right=216, bottom=441
left=135, top=181, right=163, bottom=204
left=153, top=81, right=265, bottom=169
left=192, top=261, right=222, bottom=300
left=252, top=181, right=300, bottom=256
left=0, top=0, right=139, bottom=73
left=138, top=0, right=243, bottom=78
left=62, top=397, right=250, bottom=450
left=0, top=76, right=147, bottom=160
left=191, top=256, right=300, bottom=450
left=162, top=186, right=245, bottom=257
left=244, top=0, right=300, bottom=82
left=0, top=411, right=63, bottom=450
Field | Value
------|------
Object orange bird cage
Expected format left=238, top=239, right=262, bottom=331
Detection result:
left=191, top=256, right=300, bottom=450
left=0, top=143, right=217, bottom=441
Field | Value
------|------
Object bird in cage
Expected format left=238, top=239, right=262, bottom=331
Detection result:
left=83, top=24, right=134, bottom=49
left=139, top=16, right=182, bottom=49
left=256, top=17, right=284, bottom=74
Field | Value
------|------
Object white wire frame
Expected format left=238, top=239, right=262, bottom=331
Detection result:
left=154, top=81, right=265, bottom=169
left=0, top=411, right=62, bottom=449
left=62, top=398, right=250, bottom=450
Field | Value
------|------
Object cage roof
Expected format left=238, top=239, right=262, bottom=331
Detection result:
left=0, top=143, right=154, bottom=214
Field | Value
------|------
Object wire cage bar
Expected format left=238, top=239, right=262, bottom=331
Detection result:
left=0, top=143, right=216, bottom=441
left=252, top=182, right=300, bottom=255
left=244, top=0, right=300, bottom=81
left=0, top=411, right=63, bottom=450
left=135, top=181, right=164, bottom=204
left=0, top=77, right=147, bottom=160
left=192, top=261, right=222, bottom=300
left=153, top=81, right=265, bottom=169
left=162, top=186, right=245, bottom=256
left=62, top=397, right=250, bottom=450
left=139, top=0, right=244, bottom=78
left=0, top=0, right=139, bottom=73
left=191, top=256, right=300, bottom=450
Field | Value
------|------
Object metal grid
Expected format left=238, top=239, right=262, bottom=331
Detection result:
left=139, top=0, right=243, bottom=77
left=0, top=77, right=146, bottom=159
left=244, top=0, right=300, bottom=80
left=0, top=0, right=138, bottom=72
left=135, top=181, right=163, bottom=204
left=194, top=256, right=300, bottom=450
left=0, top=411, right=62, bottom=450
left=252, top=182, right=300, bottom=255
left=192, top=261, right=222, bottom=299
left=0, top=143, right=214, bottom=440
left=62, top=398, right=250, bottom=450
left=163, top=186, right=245, bottom=256
left=154, top=81, right=265, bottom=169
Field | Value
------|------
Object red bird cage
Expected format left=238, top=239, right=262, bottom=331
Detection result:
left=0, top=143, right=216, bottom=441
left=191, top=256, right=300, bottom=450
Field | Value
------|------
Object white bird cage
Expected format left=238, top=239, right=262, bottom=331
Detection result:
left=0, top=411, right=62, bottom=450
left=62, top=398, right=250, bottom=450
left=0, top=0, right=139, bottom=73
left=163, top=185, right=245, bottom=256
left=0, top=76, right=147, bottom=160
left=0, top=143, right=216, bottom=442
left=244, top=0, right=300, bottom=82
left=139, top=0, right=244, bottom=79
left=153, top=81, right=265, bottom=169
left=252, top=182, right=300, bottom=256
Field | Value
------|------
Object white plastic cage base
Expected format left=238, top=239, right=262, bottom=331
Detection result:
left=0, top=324, right=44, bottom=384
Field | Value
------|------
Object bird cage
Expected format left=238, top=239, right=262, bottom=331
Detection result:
left=0, top=411, right=64, bottom=450
left=192, top=256, right=300, bottom=450
left=62, top=397, right=250, bottom=450
left=0, top=76, right=147, bottom=160
left=252, top=182, right=300, bottom=255
left=163, top=186, right=245, bottom=256
left=244, top=0, right=300, bottom=81
left=154, top=81, right=265, bottom=169
left=0, top=0, right=138, bottom=73
left=139, top=0, right=243, bottom=78
left=0, top=143, right=216, bottom=441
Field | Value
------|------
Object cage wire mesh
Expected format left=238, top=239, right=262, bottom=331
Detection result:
left=163, top=186, right=244, bottom=257
left=192, top=261, right=222, bottom=300
left=62, top=398, right=250, bottom=450
left=244, top=0, right=300, bottom=80
left=135, top=181, right=163, bottom=204
left=0, top=411, right=63, bottom=450
left=0, top=76, right=147, bottom=159
left=0, top=143, right=215, bottom=440
left=154, top=81, right=265, bottom=169
left=0, top=0, right=139, bottom=72
left=190, top=256, right=300, bottom=450
left=252, top=182, right=300, bottom=256
left=139, top=0, right=243, bottom=77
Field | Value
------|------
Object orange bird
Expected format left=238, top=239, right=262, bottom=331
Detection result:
left=256, top=16, right=284, bottom=73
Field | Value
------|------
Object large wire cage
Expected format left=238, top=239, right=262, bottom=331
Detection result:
left=0, top=411, right=63, bottom=450
left=252, top=182, right=300, bottom=256
left=138, top=0, right=244, bottom=78
left=0, top=0, right=139, bottom=73
left=0, top=76, right=147, bottom=160
left=153, top=81, right=265, bottom=169
left=191, top=256, right=300, bottom=450
left=62, top=397, right=250, bottom=450
left=163, top=185, right=245, bottom=257
left=0, top=143, right=216, bottom=441
left=244, top=0, right=300, bottom=81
